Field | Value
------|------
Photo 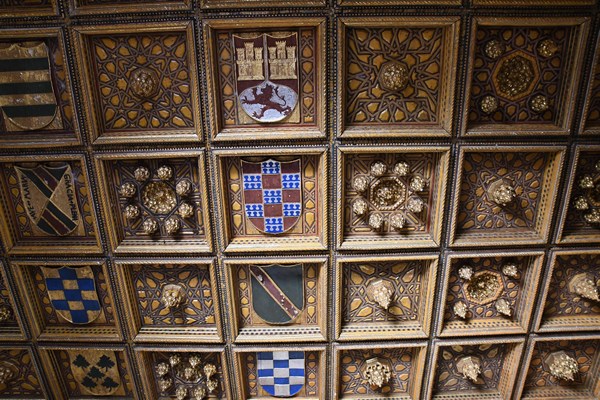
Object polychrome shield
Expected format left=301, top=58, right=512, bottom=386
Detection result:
left=250, top=264, right=304, bottom=325
left=68, top=349, right=120, bottom=396
left=257, top=351, right=305, bottom=397
left=241, top=159, right=302, bottom=235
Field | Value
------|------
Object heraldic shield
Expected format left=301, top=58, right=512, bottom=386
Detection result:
left=67, top=349, right=121, bottom=396
left=15, top=163, right=81, bottom=236
left=242, top=159, right=302, bottom=235
left=0, top=42, right=62, bottom=131
left=250, top=264, right=304, bottom=325
left=233, top=32, right=299, bottom=123
left=257, top=351, right=305, bottom=398
left=42, top=266, right=101, bottom=325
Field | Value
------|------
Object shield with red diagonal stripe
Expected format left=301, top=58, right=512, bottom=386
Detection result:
left=15, top=164, right=81, bottom=236
left=241, top=159, right=302, bottom=235
left=250, top=264, right=304, bottom=325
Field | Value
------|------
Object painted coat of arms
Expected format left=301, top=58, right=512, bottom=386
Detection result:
left=0, top=42, right=62, bottom=131
left=250, top=264, right=304, bottom=325
left=42, top=266, right=101, bottom=325
left=67, top=349, right=120, bottom=396
left=257, top=351, right=305, bottom=398
left=14, top=163, right=81, bottom=236
left=233, top=32, right=299, bottom=123
left=241, top=159, right=302, bottom=235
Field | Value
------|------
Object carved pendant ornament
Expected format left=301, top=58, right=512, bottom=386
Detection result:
left=0, top=304, right=12, bottom=323
left=544, top=351, right=579, bottom=382
left=361, top=357, right=392, bottom=389
left=366, top=278, right=395, bottom=310
left=453, top=262, right=519, bottom=320
left=234, top=33, right=299, bottom=123
left=119, top=164, right=195, bottom=236
left=457, top=356, right=481, bottom=384
left=568, top=273, right=600, bottom=302
left=572, top=160, right=600, bottom=226
left=155, top=353, right=218, bottom=399
left=352, top=159, right=427, bottom=231
left=0, top=360, right=18, bottom=387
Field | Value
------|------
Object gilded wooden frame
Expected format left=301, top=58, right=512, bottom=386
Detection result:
left=115, top=258, right=223, bottom=343
left=336, top=145, right=449, bottom=250
left=203, top=17, right=327, bottom=142
left=534, top=249, right=600, bottom=333
left=94, top=149, right=213, bottom=254
left=579, top=31, right=600, bottom=136
left=0, top=153, right=102, bottom=255
left=213, top=146, right=328, bottom=253
left=134, top=345, right=231, bottom=399
left=425, top=336, right=526, bottom=400
left=555, top=144, right=600, bottom=244
left=39, top=344, right=137, bottom=399
left=0, top=344, right=47, bottom=399
left=436, top=250, right=545, bottom=337
left=0, top=27, right=81, bottom=148
left=449, top=145, right=565, bottom=247
left=68, top=0, right=191, bottom=16
left=334, top=254, right=438, bottom=341
left=0, top=0, right=57, bottom=17
left=461, top=17, right=590, bottom=137
left=331, top=341, right=428, bottom=400
left=72, top=21, right=203, bottom=145
left=232, top=344, right=327, bottom=399
left=337, top=17, right=460, bottom=138
left=0, top=260, right=26, bottom=341
left=223, top=256, right=328, bottom=343
left=514, top=334, right=600, bottom=399
left=338, top=0, right=460, bottom=5
left=472, top=0, right=594, bottom=4
left=10, top=259, right=122, bottom=342
left=201, top=0, right=325, bottom=8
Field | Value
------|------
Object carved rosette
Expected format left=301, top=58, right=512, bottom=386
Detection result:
left=379, top=61, right=410, bottom=92
left=457, top=356, right=481, bottom=383
left=568, top=273, right=600, bottom=302
left=160, top=284, right=187, bottom=309
left=572, top=161, right=600, bottom=226
left=487, top=178, right=516, bottom=207
left=366, top=278, right=395, bottom=310
left=352, top=159, right=428, bottom=232
left=118, top=164, right=196, bottom=236
left=361, top=357, right=392, bottom=389
left=0, top=304, right=12, bottom=323
left=129, top=67, right=160, bottom=99
left=544, top=351, right=579, bottom=381
left=154, top=353, right=218, bottom=398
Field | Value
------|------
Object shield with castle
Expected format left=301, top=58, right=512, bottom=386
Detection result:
left=233, top=32, right=299, bottom=123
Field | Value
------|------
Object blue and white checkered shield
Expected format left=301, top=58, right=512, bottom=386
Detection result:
left=257, top=351, right=305, bottom=397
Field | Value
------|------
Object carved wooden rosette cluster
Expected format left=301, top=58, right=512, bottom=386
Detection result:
left=160, top=284, right=187, bottom=309
left=0, top=304, right=12, bottom=323
left=543, top=351, right=579, bottom=382
left=456, top=356, right=481, bottom=383
left=119, top=164, right=195, bottom=236
left=360, top=357, right=392, bottom=389
left=155, top=354, right=218, bottom=399
left=0, top=360, right=18, bottom=385
left=352, top=159, right=426, bottom=231
left=453, top=263, right=519, bottom=320
left=568, top=273, right=600, bottom=302
left=366, top=278, right=395, bottom=310
left=572, top=160, right=600, bottom=226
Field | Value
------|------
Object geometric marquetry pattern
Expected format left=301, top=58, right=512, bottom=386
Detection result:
left=433, top=343, right=506, bottom=392
left=345, top=27, right=444, bottom=126
left=89, top=33, right=194, bottom=132
left=0, top=349, right=43, bottom=397
left=131, top=263, right=215, bottom=327
left=339, top=347, right=415, bottom=396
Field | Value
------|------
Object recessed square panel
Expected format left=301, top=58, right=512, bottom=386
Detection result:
left=450, top=146, right=565, bottom=247
left=73, top=22, right=202, bottom=144
left=135, top=347, right=230, bottom=399
left=515, top=335, right=600, bottom=399
left=338, top=17, right=460, bottom=138
left=332, top=342, right=427, bottom=400
left=0, top=345, right=45, bottom=399
left=11, top=260, right=121, bottom=342
left=463, top=17, right=589, bottom=136
left=94, top=150, right=212, bottom=254
left=335, top=255, right=437, bottom=341
left=225, top=257, right=327, bottom=343
left=556, top=146, right=600, bottom=244
left=214, top=147, right=327, bottom=252
left=337, top=146, right=449, bottom=250
left=116, top=259, right=222, bottom=343
left=0, top=261, right=26, bottom=341
left=438, top=251, right=544, bottom=337
left=0, top=154, right=102, bottom=255
left=232, top=345, right=326, bottom=399
left=40, top=345, right=135, bottom=398
left=0, top=28, right=80, bottom=147
left=203, top=18, right=326, bottom=141
left=426, top=337, right=525, bottom=399
left=535, top=250, right=600, bottom=333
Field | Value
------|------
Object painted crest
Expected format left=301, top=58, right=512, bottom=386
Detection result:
left=250, top=264, right=304, bottom=325
left=241, top=159, right=302, bottom=235
left=257, top=351, right=305, bottom=398
left=0, top=42, right=62, bottom=131
left=67, top=349, right=120, bottom=396
left=42, top=266, right=101, bottom=325
left=15, top=163, right=81, bottom=236
left=233, top=33, right=298, bottom=123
